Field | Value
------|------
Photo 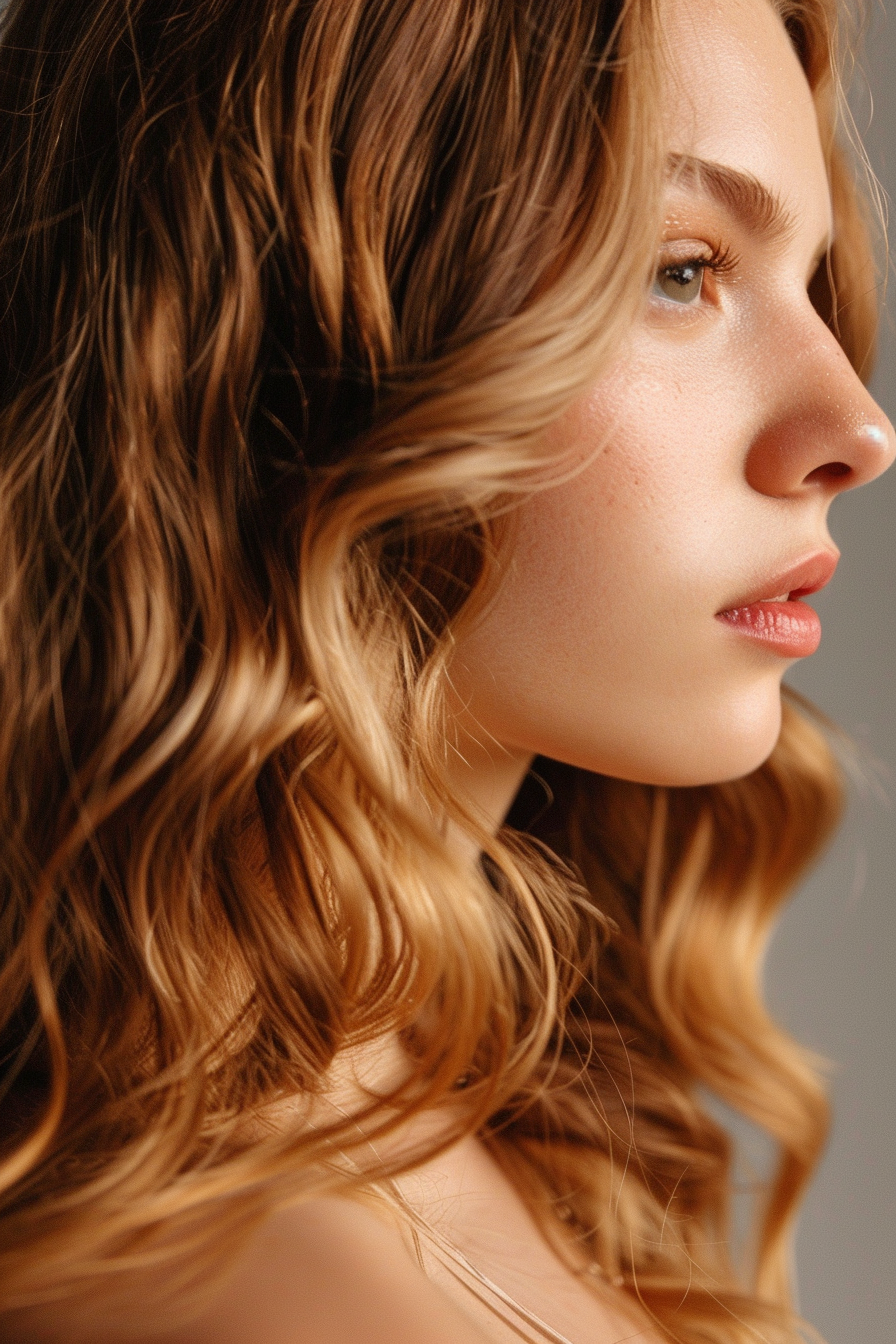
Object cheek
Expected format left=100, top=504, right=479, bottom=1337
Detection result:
left=450, top=367, right=787, bottom=787
left=514, top=371, right=727, bottom=646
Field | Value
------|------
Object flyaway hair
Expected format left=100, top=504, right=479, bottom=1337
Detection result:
left=0, top=0, right=876, bottom=1340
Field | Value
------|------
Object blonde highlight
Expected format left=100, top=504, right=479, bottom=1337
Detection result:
left=0, top=0, right=876, bottom=1341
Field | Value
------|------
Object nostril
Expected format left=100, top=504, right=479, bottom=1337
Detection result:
left=745, top=412, right=893, bottom=498
left=805, top=461, right=851, bottom=485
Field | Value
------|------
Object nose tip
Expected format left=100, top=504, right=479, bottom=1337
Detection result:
left=802, top=412, right=896, bottom=493
left=746, top=344, right=896, bottom=500
left=851, top=413, right=896, bottom=487
left=861, top=418, right=896, bottom=460
left=804, top=413, right=896, bottom=489
left=862, top=423, right=890, bottom=449
left=747, top=407, right=896, bottom=498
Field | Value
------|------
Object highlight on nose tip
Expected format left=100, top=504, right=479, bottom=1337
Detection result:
left=861, top=423, right=890, bottom=448
left=801, top=418, right=895, bottom=490
left=858, top=416, right=896, bottom=480
left=860, top=420, right=896, bottom=461
left=816, top=415, right=896, bottom=492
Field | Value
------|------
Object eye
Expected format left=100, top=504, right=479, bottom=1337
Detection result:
left=652, top=260, right=706, bottom=305
left=650, top=242, right=737, bottom=310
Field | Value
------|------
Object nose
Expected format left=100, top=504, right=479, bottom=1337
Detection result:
left=745, top=320, right=896, bottom=499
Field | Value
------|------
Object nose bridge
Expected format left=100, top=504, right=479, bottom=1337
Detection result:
left=744, top=311, right=896, bottom=499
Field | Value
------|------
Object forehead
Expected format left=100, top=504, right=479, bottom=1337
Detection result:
left=659, top=0, right=832, bottom=239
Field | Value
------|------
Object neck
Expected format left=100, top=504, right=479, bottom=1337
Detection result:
left=444, top=724, right=533, bottom=853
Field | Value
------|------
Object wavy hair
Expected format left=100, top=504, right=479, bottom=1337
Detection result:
left=0, top=0, right=876, bottom=1339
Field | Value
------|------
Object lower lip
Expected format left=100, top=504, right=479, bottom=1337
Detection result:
left=716, top=599, right=821, bottom=657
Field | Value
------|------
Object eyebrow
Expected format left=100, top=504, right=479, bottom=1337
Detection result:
left=665, top=153, right=802, bottom=246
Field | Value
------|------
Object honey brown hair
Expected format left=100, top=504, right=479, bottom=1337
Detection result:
left=0, top=0, right=876, bottom=1339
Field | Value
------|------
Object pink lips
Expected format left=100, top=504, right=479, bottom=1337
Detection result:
left=716, top=551, right=839, bottom=658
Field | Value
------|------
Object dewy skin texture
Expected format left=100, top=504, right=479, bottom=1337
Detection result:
left=448, top=0, right=895, bottom=817
left=0, top=0, right=892, bottom=1341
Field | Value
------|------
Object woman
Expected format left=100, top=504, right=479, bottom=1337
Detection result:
left=0, top=0, right=891, bottom=1340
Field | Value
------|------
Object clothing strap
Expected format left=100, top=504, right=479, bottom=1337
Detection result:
left=380, top=1182, right=579, bottom=1344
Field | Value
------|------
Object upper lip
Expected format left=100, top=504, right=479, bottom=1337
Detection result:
left=718, top=549, right=840, bottom=613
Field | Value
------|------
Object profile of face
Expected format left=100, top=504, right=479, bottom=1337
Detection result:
left=449, top=0, right=896, bottom=809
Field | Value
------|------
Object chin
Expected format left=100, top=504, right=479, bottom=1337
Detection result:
left=644, top=687, right=785, bottom=787
left=562, top=683, right=786, bottom=789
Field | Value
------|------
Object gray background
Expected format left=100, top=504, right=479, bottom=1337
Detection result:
left=0, top=0, right=888, bottom=1339
left=769, top=4, right=895, bottom=1340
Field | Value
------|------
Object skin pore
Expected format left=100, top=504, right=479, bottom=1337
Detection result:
left=32, top=1, right=893, bottom=1342
left=447, top=0, right=896, bottom=832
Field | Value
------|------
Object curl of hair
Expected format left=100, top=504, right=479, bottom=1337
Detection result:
left=0, top=0, right=875, bottom=1340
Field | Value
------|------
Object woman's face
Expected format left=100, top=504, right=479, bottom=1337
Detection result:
left=448, top=0, right=896, bottom=818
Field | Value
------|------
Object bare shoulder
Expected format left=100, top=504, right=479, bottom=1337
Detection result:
left=163, top=1195, right=496, bottom=1344
left=0, top=1197, right=495, bottom=1344
left=168, top=1196, right=492, bottom=1344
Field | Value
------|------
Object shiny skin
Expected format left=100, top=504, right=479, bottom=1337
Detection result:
left=448, top=0, right=896, bottom=823
left=35, top=3, right=894, bottom=1343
